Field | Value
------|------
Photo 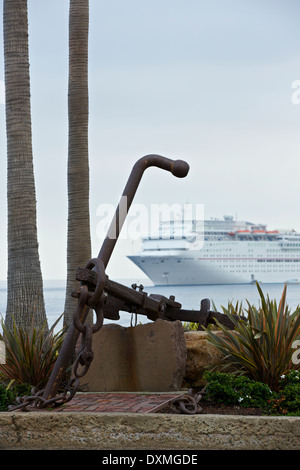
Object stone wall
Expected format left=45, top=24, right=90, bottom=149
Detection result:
left=1, top=412, right=299, bottom=450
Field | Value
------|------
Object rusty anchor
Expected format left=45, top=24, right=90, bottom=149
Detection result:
left=74, top=270, right=243, bottom=330
left=9, top=155, right=245, bottom=412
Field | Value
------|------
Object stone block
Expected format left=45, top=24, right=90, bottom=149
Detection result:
left=184, top=330, right=224, bottom=388
left=79, top=319, right=186, bottom=392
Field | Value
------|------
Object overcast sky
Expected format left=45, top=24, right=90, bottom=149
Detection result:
left=0, top=0, right=300, bottom=281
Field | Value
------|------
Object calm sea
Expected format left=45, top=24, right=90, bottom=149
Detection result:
left=1, top=279, right=300, bottom=332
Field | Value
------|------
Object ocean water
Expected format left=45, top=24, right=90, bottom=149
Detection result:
left=1, top=279, right=300, bottom=332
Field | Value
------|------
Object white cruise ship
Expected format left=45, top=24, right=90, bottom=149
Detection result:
left=127, top=216, right=300, bottom=285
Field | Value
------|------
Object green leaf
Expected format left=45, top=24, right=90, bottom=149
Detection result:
left=207, top=284, right=300, bottom=390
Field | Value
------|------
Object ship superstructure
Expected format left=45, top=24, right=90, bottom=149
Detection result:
left=128, top=216, right=300, bottom=285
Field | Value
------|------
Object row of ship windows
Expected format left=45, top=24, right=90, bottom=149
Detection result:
left=281, top=243, right=300, bottom=247
left=146, top=259, right=300, bottom=265
left=204, top=247, right=286, bottom=252
left=147, top=261, right=299, bottom=273
left=205, top=243, right=300, bottom=249
left=199, top=259, right=300, bottom=263
left=257, top=259, right=300, bottom=262
left=204, top=248, right=298, bottom=254
left=202, top=253, right=297, bottom=258
left=230, top=270, right=296, bottom=273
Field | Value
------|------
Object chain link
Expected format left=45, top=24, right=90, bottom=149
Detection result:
left=170, top=389, right=204, bottom=415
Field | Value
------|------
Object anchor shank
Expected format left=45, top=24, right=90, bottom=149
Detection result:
left=98, top=155, right=189, bottom=267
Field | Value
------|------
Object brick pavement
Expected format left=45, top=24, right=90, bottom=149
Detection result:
left=53, top=392, right=183, bottom=414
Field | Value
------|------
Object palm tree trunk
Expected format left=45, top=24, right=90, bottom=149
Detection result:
left=3, top=0, right=47, bottom=331
left=64, top=0, right=91, bottom=327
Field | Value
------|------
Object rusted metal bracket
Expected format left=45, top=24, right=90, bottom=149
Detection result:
left=74, top=267, right=245, bottom=328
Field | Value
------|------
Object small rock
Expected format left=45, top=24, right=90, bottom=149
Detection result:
left=184, top=330, right=224, bottom=388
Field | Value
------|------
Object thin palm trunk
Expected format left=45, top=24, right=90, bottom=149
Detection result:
left=3, top=0, right=47, bottom=331
left=64, top=0, right=91, bottom=327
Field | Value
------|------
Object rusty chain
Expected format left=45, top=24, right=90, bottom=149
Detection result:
left=8, top=258, right=106, bottom=412
left=8, top=256, right=204, bottom=415
left=8, top=271, right=204, bottom=414
left=170, top=389, right=204, bottom=415
left=8, top=258, right=204, bottom=414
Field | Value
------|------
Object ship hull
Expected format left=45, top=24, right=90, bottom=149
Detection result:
left=128, top=254, right=246, bottom=285
left=129, top=246, right=300, bottom=286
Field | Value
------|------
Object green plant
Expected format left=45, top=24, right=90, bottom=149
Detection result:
left=203, top=371, right=273, bottom=408
left=204, top=284, right=300, bottom=390
left=0, top=381, right=32, bottom=411
left=183, top=300, right=245, bottom=332
left=212, top=299, right=245, bottom=317
left=0, top=315, right=66, bottom=389
left=0, top=382, right=15, bottom=411
left=266, top=370, right=300, bottom=415
left=202, top=370, right=300, bottom=415
left=182, top=322, right=199, bottom=331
